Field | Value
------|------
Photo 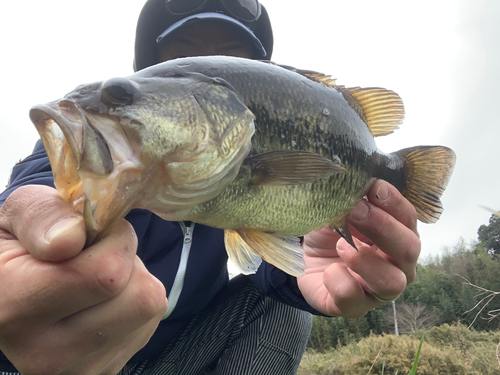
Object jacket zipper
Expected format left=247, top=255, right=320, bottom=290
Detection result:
left=161, top=221, right=195, bottom=320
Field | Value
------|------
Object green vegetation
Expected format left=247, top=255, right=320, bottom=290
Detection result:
left=298, top=214, right=500, bottom=374
left=298, top=324, right=500, bottom=375
left=478, top=214, right=500, bottom=255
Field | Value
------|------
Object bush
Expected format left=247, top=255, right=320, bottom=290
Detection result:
left=298, top=324, right=500, bottom=375
left=307, top=310, right=384, bottom=352
left=414, top=323, right=500, bottom=374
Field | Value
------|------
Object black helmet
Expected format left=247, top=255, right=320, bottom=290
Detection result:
left=134, top=0, right=274, bottom=72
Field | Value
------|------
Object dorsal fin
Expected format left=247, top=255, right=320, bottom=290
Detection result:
left=340, top=87, right=405, bottom=137
left=266, top=61, right=405, bottom=137
left=278, top=65, right=405, bottom=137
left=300, top=71, right=339, bottom=88
left=263, top=61, right=340, bottom=88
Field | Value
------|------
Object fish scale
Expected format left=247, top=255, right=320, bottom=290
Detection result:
left=30, top=55, right=456, bottom=277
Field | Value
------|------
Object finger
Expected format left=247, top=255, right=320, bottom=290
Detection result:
left=347, top=195, right=420, bottom=281
left=321, top=261, right=378, bottom=318
left=59, top=219, right=140, bottom=313
left=336, top=238, right=408, bottom=303
left=0, top=185, right=86, bottom=261
left=366, top=180, right=418, bottom=233
left=302, top=226, right=341, bottom=256
left=1, top=219, right=139, bottom=325
left=54, top=257, right=167, bottom=361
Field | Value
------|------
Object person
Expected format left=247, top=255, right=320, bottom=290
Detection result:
left=0, top=1, right=420, bottom=374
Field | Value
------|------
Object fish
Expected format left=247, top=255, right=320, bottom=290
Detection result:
left=29, top=56, right=456, bottom=277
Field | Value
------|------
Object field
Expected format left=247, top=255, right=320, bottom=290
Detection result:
left=298, top=323, right=500, bottom=375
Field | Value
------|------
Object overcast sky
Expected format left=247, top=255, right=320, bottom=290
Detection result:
left=1, top=0, right=498, bottom=259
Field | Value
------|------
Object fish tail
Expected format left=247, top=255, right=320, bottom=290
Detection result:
left=392, top=146, right=456, bottom=223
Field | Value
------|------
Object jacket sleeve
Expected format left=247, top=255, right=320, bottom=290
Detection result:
left=0, top=140, right=54, bottom=207
left=0, top=140, right=53, bottom=372
left=249, top=261, right=327, bottom=316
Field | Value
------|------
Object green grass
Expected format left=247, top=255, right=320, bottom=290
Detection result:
left=408, top=336, right=423, bottom=375
left=297, top=323, right=500, bottom=375
left=378, top=337, right=423, bottom=375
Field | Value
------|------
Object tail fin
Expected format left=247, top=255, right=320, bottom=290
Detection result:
left=394, top=146, right=456, bottom=223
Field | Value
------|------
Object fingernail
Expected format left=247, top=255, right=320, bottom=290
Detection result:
left=336, top=238, right=351, bottom=252
left=350, top=201, right=369, bottom=221
left=376, top=183, right=389, bottom=201
left=45, top=216, right=83, bottom=243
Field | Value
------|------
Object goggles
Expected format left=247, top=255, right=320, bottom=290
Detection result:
left=165, top=0, right=262, bottom=23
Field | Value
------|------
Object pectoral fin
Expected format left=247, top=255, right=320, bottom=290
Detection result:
left=248, top=150, right=345, bottom=186
left=237, top=229, right=306, bottom=277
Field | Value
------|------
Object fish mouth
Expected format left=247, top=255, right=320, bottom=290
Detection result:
left=30, top=101, right=143, bottom=245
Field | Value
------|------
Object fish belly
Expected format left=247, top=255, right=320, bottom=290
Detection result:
left=187, top=166, right=373, bottom=236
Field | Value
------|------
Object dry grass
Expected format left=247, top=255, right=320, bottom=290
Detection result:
left=298, top=323, right=500, bottom=375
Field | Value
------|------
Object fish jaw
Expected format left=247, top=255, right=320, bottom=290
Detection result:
left=30, top=101, right=144, bottom=244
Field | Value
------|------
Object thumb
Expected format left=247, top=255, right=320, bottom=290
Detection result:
left=0, top=185, right=86, bottom=261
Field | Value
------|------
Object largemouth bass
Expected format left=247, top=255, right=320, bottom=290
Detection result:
left=30, top=56, right=456, bottom=277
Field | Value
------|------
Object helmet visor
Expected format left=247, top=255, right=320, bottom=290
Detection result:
left=165, top=0, right=261, bottom=22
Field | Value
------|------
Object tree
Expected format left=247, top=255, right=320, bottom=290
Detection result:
left=385, top=302, right=439, bottom=334
left=478, top=214, right=500, bottom=255
left=399, top=236, right=500, bottom=329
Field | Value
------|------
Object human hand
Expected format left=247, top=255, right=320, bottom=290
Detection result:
left=298, top=180, right=420, bottom=317
left=0, top=185, right=167, bottom=375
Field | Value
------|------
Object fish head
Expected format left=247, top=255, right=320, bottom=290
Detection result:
left=30, top=73, right=255, bottom=244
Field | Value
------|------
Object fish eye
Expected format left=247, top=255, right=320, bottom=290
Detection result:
left=101, top=78, right=137, bottom=106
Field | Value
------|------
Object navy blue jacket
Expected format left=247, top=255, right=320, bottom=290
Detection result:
left=0, top=140, right=318, bottom=369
